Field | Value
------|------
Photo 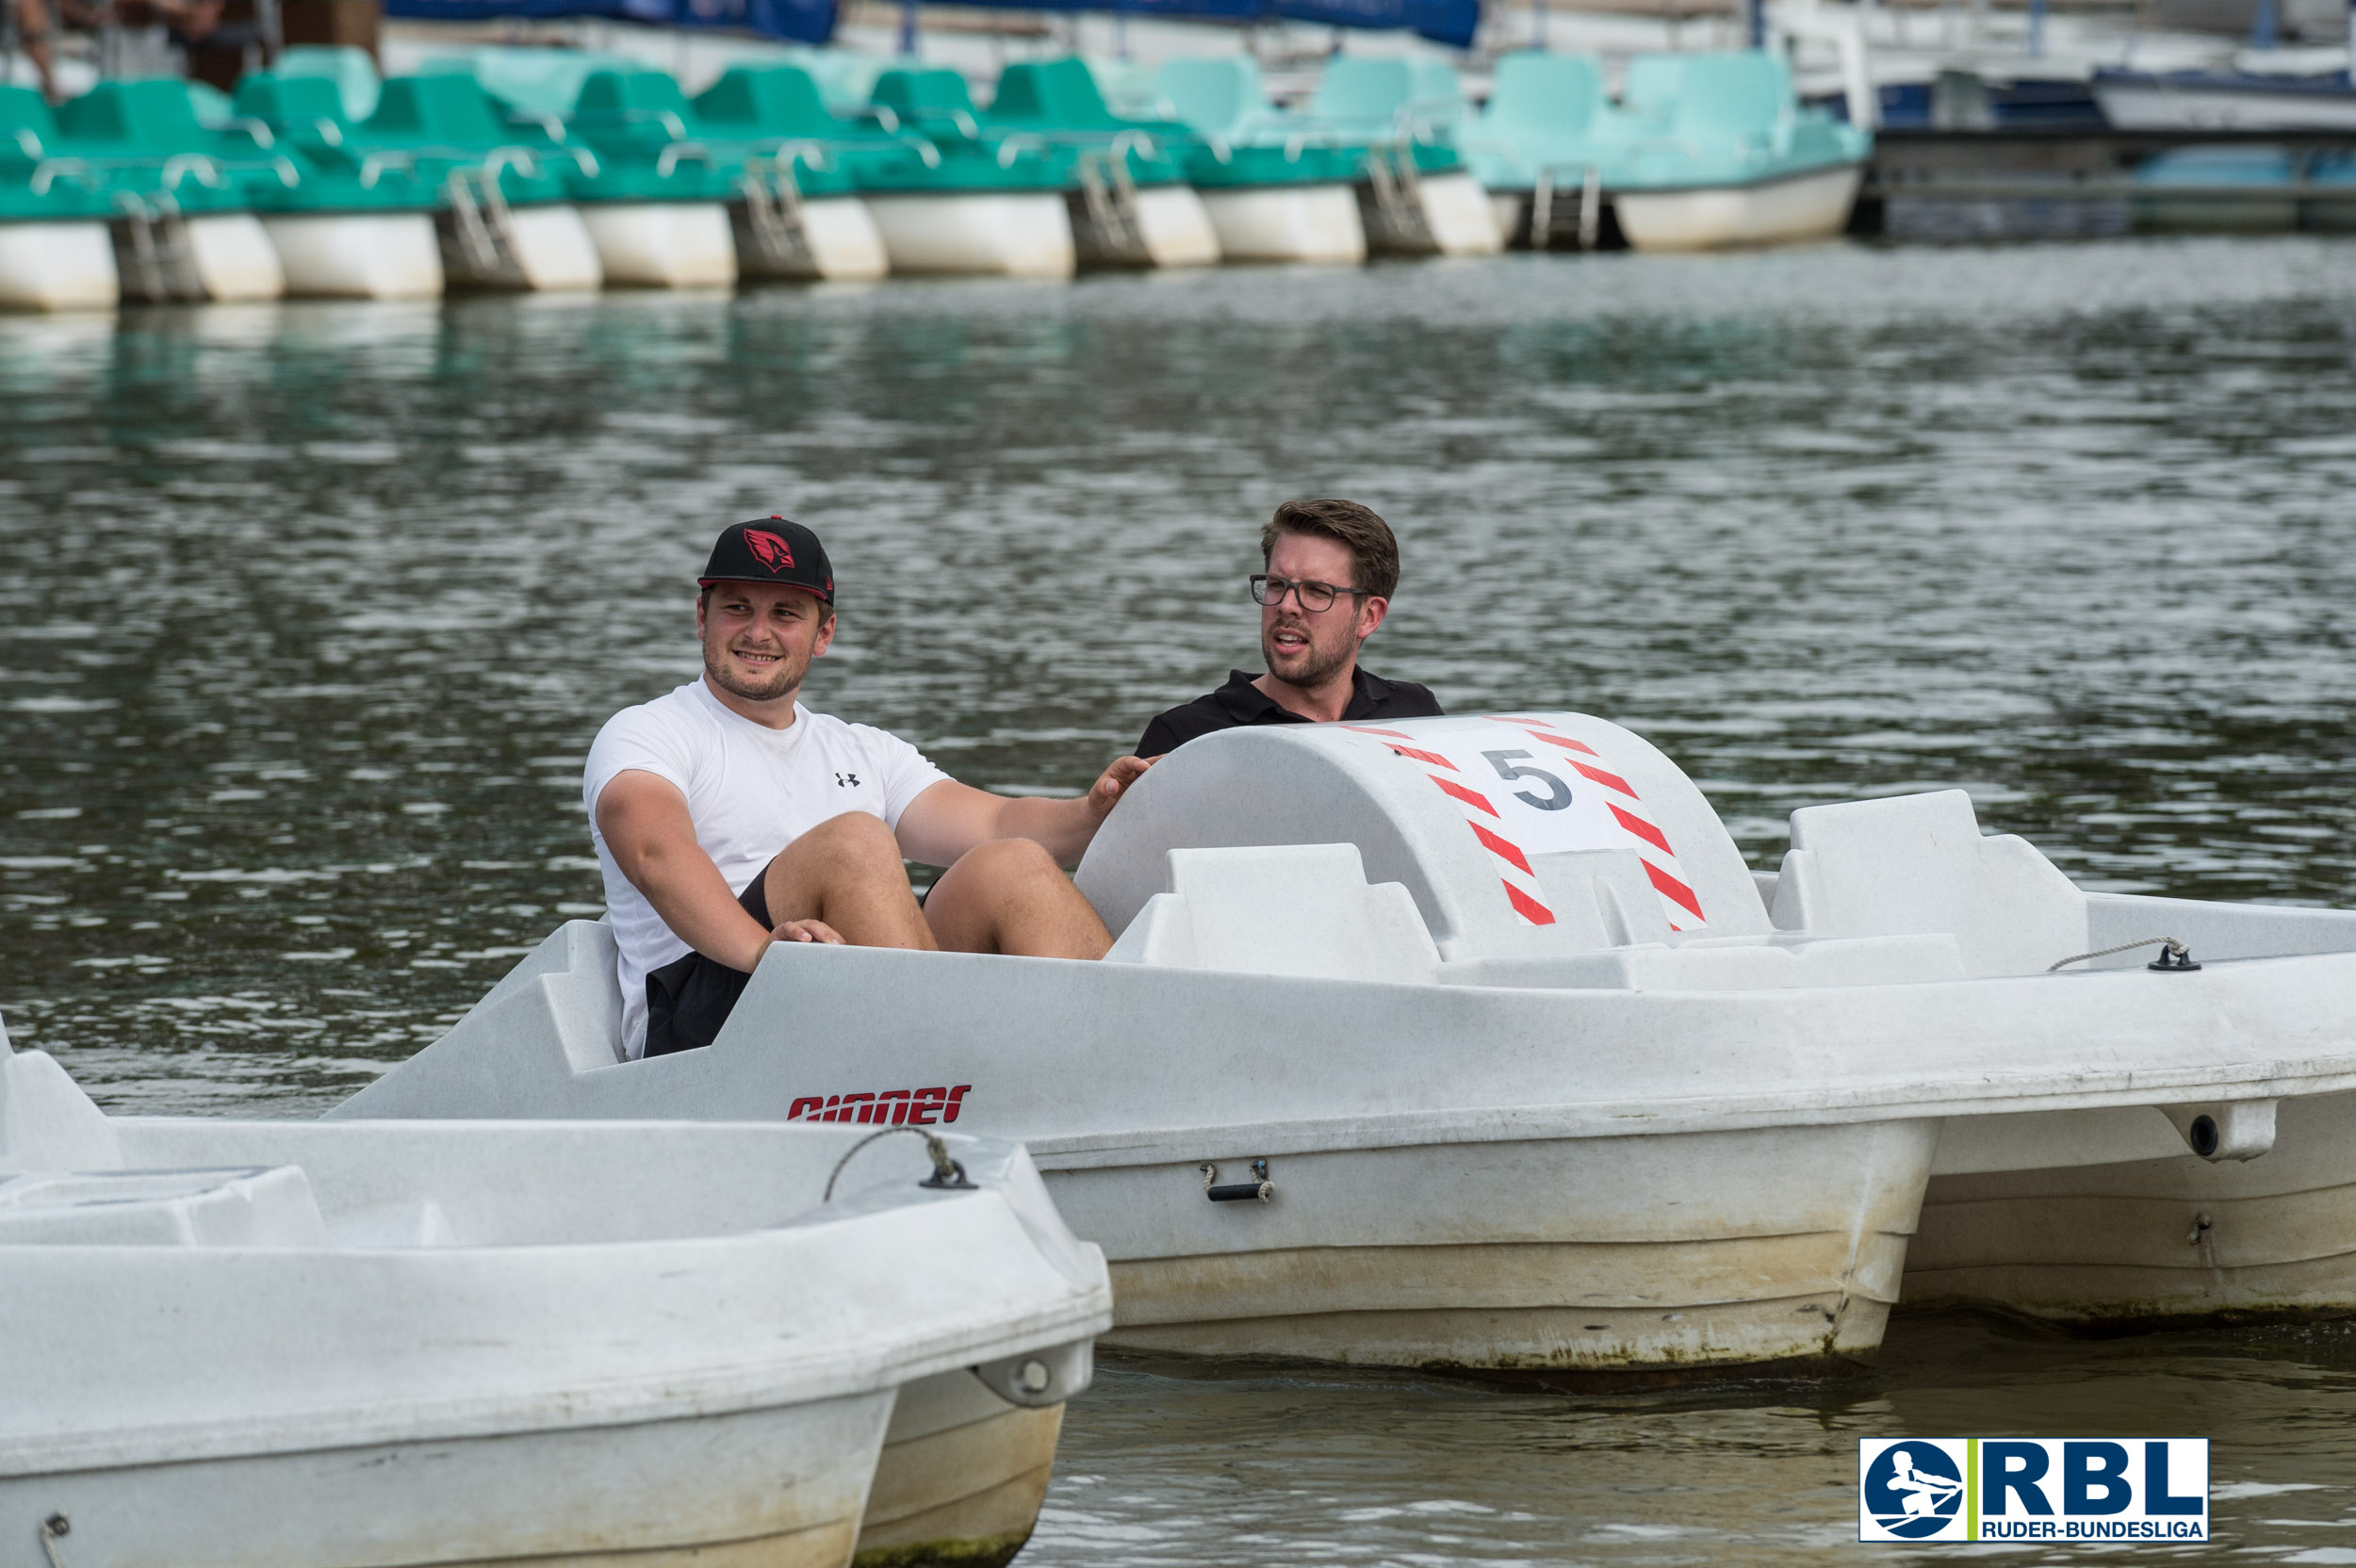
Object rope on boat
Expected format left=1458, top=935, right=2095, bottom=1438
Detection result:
left=2048, top=936, right=2193, bottom=972
left=39, top=1514, right=68, bottom=1568
left=823, top=1125, right=974, bottom=1201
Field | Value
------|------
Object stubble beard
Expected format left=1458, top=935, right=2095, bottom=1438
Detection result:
left=1263, top=618, right=1352, bottom=692
left=705, top=642, right=808, bottom=704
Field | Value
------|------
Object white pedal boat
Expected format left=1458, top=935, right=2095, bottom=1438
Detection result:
left=1, top=1027, right=1108, bottom=1568
left=1195, top=184, right=1366, bottom=265
left=342, top=711, right=2356, bottom=1380
left=0, top=220, right=119, bottom=312
left=579, top=201, right=739, bottom=290
left=860, top=192, right=1077, bottom=281
left=1612, top=163, right=1866, bottom=253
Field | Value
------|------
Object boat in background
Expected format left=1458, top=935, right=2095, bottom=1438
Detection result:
left=1306, top=56, right=1503, bottom=255
left=0, top=1021, right=1109, bottom=1568
left=0, top=89, right=120, bottom=311
left=981, top=58, right=1223, bottom=270
left=339, top=711, right=2356, bottom=1381
left=1156, top=57, right=1370, bottom=264
left=2094, top=65, right=2356, bottom=129
left=1468, top=50, right=1866, bottom=252
left=231, top=71, right=578, bottom=300
left=11, top=78, right=287, bottom=303
left=1612, top=52, right=1870, bottom=250
left=862, top=67, right=1086, bottom=278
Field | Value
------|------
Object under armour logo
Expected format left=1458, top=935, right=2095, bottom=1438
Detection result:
left=835, top=772, right=860, bottom=788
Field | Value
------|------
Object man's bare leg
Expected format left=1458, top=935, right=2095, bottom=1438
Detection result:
left=757, top=812, right=937, bottom=950
left=922, top=839, right=1111, bottom=958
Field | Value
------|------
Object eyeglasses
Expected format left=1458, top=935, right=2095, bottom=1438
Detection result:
left=1250, top=575, right=1368, bottom=612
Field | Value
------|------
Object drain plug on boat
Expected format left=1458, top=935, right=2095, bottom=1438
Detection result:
left=1202, top=1160, right=1274, bottom=1203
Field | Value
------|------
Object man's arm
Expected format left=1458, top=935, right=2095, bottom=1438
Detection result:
left=595, top=769, right=839, bottom=971
left=894, top=755, right=1153, bottom=869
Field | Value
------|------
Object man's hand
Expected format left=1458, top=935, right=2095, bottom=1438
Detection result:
left=772, top=918, right=844, bottom=946
left=1087, top=754, right=1154, bottom=823
left=896, top=752, right=1160, bottom=870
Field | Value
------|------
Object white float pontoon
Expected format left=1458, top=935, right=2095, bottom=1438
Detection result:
left=0, top=220, right=119, bottom=312
left=861, top=192, right=1077, bottom=281
left=342, top=712, right=2356, bottom=1380
left=1, top=1028, right=1108, bottom=1568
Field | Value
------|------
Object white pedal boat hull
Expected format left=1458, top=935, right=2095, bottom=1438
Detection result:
left=1199, top=185, right=1367, bottom=264
left=579, top=201, right=738, bottom=289
left=344, top=712, right=2356, bottom=1380
left=187, top=213, right=286, bottom=302
left=1360, top=170, right=1504, bottom=258
left=1416, top=170, right=1506, bottom=255
left=0, top=221, right=119, bottom=312
left=1613, top=163, right=1863, bottom=252
left=862, top=193, right=1076, bottom=280
left=266, top=213, right=445, bottom=300
left=1132, top=186, right=1222, bottom=268
left=0, top=1045, right=1109, bottom=1567
left=502, top=204, right=605, bottom=292
left=732, top=193, right=892, bottom=284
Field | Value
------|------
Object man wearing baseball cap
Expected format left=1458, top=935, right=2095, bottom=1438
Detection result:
left=584, top=518, right=1152, bottom=1060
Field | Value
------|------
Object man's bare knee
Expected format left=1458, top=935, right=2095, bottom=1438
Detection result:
left=799, top=811, right=904, bottom=868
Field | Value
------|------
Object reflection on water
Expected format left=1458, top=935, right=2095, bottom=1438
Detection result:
left=4, top=238, right=2355, bottom=1565
left=1046, top=1313, right=2356, bottom=1567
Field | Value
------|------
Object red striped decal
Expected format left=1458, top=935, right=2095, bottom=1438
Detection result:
left=1645, top=859, right=1705, bottom=923
left=1470, top=822, right=1533, bottom=875
left=1386, top=743, right=1457, bottom=770
left=1609, top=803, right=1673, bottom=857
left=1568, top=759, right=1639, bottom=798
left=1503, top=881, right=1557, bottom=925
left=1432, top=776, right=1500, bottom=817
left=1344, top=725, right=1415, bottom=738
left=1523, top=730, right=1602, bottom=759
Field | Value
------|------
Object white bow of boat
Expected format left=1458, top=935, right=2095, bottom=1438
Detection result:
left=0, top=1025, right=1109, bottom=1568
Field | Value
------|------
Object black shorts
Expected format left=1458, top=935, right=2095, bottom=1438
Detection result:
left=642, top=874, right=773, bottom=1059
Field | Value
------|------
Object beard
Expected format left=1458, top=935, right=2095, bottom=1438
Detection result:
left=1262, top=618, right=1354, bottom=691
left=704, top=641, right=809, bottom=703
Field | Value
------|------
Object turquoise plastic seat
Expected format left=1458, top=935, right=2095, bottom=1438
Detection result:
left=871, top=67, right=984, bottom=141
left=231, top=73, right=351, bottom=142
left=278, top=43, right=382, bottom=122
left=1611, top=51, right=1868, bottom=191
left=1464, top=52, right=1625, bottom=190
left=415, top=48, right=637, bottom=122
left=986, top=57, right=1127, bottom=133
left=691, top=65, right=846, bottom=140
left=1154, top=57, right=1274, bottom=143
left=569, top=68, right=700, bottom=149
left=1309, top=57, right=1465, bottom=141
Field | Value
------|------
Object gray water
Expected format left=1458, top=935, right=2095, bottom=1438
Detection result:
left=5, top=238, right=2355, bottom=1562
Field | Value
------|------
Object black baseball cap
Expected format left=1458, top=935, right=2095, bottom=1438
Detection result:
left=698, top=518, right=834, bottom=605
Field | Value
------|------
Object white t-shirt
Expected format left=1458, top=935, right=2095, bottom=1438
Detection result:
left=582, top=679, right=950, bottom=1059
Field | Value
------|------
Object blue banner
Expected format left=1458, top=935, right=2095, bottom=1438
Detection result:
left=988, top=0, right=1478, bottom=46
left=384, top=0, right=838, bottom=47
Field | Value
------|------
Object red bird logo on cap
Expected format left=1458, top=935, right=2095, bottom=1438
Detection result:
left=744, top=530, right=794, bottom=573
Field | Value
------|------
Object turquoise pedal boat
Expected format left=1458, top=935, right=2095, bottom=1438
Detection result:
left=5, top=79, right=288, bottom=302
left=980, top=58, right=1220, bottom=269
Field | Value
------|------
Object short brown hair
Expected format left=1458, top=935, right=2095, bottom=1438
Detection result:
left=1261, top=498, right=1400, bottom=600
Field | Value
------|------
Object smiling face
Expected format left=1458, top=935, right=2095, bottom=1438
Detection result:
left=697, top=580, right=834, bottom=709
left=1260, top=531, right=1387, bottom=693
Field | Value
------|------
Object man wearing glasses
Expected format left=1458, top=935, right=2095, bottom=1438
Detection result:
left=1135, top=498, right=1444, bottom=758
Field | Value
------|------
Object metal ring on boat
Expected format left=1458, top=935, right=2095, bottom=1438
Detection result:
left=823, top=1124, right=975, bottom=1200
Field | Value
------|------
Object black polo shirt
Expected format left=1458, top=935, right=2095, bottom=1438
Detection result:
left=1135, top=669, right=1445, bottom=758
